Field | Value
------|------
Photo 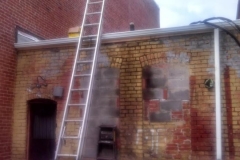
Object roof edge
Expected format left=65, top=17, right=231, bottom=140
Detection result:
left=14, top=20, right=240, bottom=50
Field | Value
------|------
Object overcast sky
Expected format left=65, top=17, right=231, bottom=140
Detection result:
left=154, top=0, right=239, bottom=28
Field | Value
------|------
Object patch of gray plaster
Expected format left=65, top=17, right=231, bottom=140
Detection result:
left=91, top=97, right=118, bottom=108
left=168, top=79, right=189, bottom=89
left=97, top=52, right=110, bottom=66
left=95, top=68, right=119, bottom=79
left=79, top=77, right=90, bottom=88
left=143, top=61, right=189, bottom=122
left=168, top=89, right=189, bottom=100
left=208, top=50, right=240, bottom=76
left=150, top=112, right=171, bottom=122
left=166, top=52, right=190, bottom=64
left=82, top=66, right=119, bottom=158
left=94, top=78, right=118, bottom=87
left=206, top=68, right=215, bottom=74
left=168, top=65, right=189, bottom=79
left=143, top=88, right=163, bottom=100
left=160, top=100, right=182, bottom=111
left=40, top=53, right=68, bottom=77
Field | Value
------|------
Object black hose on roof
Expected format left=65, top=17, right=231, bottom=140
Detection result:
left=191, top=17, right=240, bottom=47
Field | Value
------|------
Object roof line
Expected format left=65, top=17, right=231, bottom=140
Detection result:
left=14, top=20, right=240, bottom=50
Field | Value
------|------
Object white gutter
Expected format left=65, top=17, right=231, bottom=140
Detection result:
left=214, top=28, right=222, bottom=160
left=14, top=20, right=240, bottom=50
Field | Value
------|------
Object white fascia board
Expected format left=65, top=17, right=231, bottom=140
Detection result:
left=14, top=20, right=240, bottom=50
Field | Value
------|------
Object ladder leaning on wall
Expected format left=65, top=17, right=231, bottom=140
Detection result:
left=54, top=0, right=106, bottom=159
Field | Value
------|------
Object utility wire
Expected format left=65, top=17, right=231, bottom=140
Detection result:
left=204, top=17, right=240, bottom=33
left=191, top=17, right=240, bottom=47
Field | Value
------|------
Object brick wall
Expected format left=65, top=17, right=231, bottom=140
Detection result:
left=99, top=32, right=240, bottom=160
left=0, top=1, right=83, bottom=159
left=12, top=48, right=75, bottom=159
left=220, top=33, right=240, bottom=159
left=13, top=31, right=240, bottom=159
left=1, top=0, right=159, bottom=158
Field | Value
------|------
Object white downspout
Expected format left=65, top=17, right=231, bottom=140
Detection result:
left=214, top=28, right=222, bottom=160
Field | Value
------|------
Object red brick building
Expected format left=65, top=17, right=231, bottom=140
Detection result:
left=0, top=0, right=159, bottom=159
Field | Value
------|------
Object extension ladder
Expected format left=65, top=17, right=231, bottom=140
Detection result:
left=54, top=0, right=106, bottom=159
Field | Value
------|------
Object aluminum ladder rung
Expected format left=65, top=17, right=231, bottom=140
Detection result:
left=86, top=12, right=101, bottom=15
left=65, top=119, right=83, bottom=122
left=71, top=88, right=88, bottom=91
left=82, top=35, right=97, bottom=39
left=77, top=60, right=93, bottom=63
left=68, top=103, right=86, bottom=106
left=79, top=47, right=95, bottom=51
left=62, top=136, right=79, bottom=139
left=74, top=74, right=91, bottom=77
left=57, top=154, right=77, bottom=157
left=99, top=140, right=114, bottom=144
left=84, top=23, right=99, bottom=26
left=89, top=1, right=103, bottom=4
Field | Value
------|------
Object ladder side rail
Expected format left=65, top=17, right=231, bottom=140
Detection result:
left=76, top=0, right=106, bottom=159
left=54, top=0, right=91, bottom=159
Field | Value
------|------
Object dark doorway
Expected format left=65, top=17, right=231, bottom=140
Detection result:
left=28, top=99, right=57, bottom=160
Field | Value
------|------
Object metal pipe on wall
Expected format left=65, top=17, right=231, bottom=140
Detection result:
left=214, top=28, right=222, bottom=160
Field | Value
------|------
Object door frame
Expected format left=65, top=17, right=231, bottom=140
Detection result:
left=26, top=98, right=57, bottom=160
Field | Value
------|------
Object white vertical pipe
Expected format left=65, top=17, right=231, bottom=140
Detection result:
left=214, top=28, right=222, bottom=160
